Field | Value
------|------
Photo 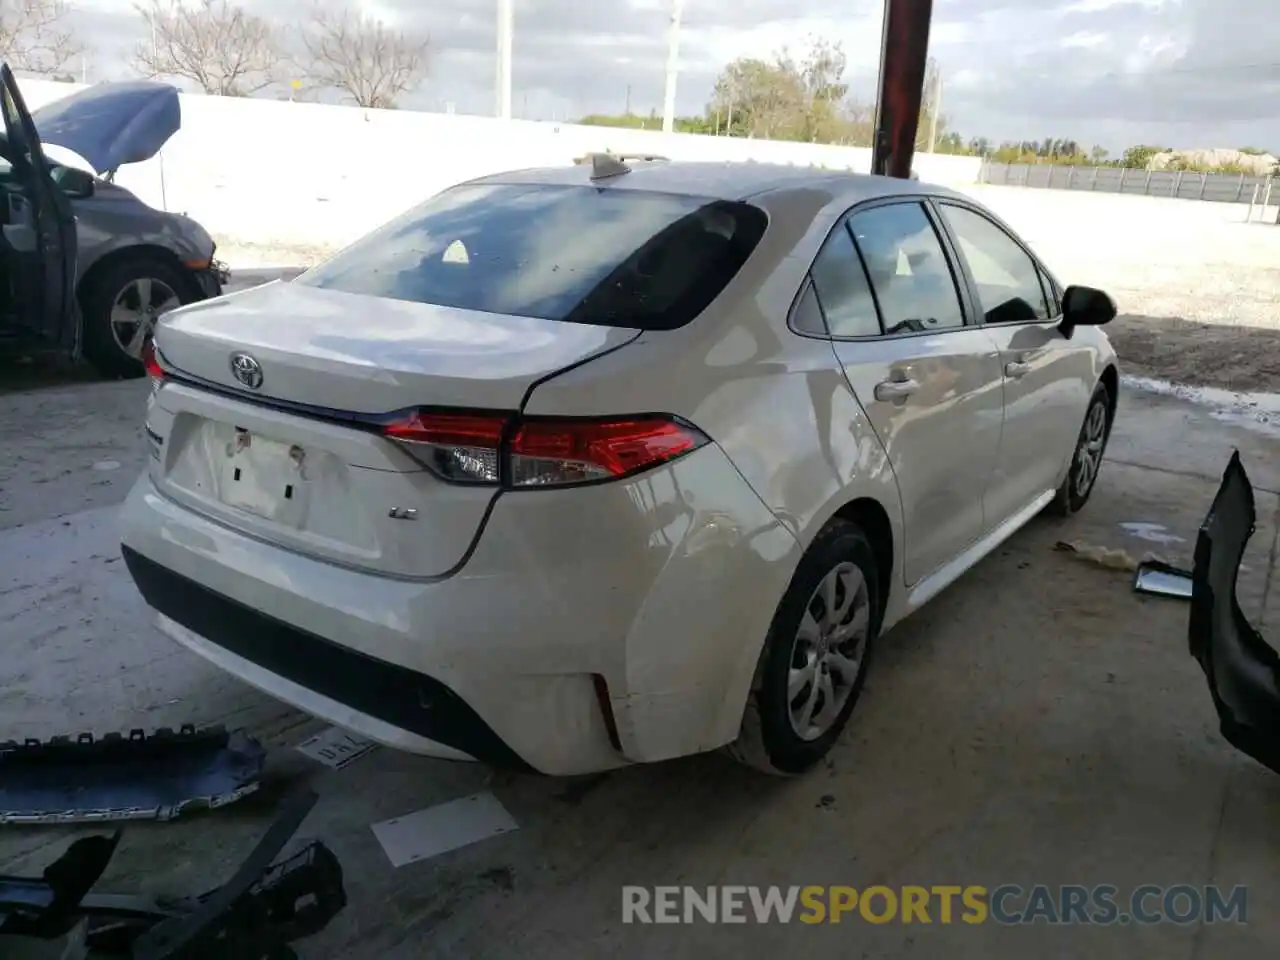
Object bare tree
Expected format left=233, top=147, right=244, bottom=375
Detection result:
left=134, top=0, right=278, bottom=96
left=298, top=7, right=429, bottom=109
left=915, top=57, right=948, bottom=149
left=0, top=0, right=84, bottom=76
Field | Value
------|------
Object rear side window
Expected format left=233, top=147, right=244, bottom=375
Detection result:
left=810, top=225, right=881, bottom=337
left=791, top=280, right=828, bottom=335
left=295, top=183, right=767, bottom=330
left=846, top=203, right=966, bottom=335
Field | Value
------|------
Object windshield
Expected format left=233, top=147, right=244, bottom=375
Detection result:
left=295, top=182, right=768, bottom=330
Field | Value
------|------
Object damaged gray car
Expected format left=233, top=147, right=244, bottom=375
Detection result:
left=0, top=66, right=226, bottom=378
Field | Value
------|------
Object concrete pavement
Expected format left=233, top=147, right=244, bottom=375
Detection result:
left=0, top=377, right=1278, bottom=959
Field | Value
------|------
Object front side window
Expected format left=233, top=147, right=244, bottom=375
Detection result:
left=937, top=204, right=1050, bottom=324
left=846, top=203, right=966, bottom=335
left=296, top=183, right=767, bottom=331
left=1039, top=266, right=1062, bottom=317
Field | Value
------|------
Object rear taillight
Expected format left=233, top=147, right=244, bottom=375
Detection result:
left=142, top=337, right=165, bottom=392
left=381, top=411, right=710, bottom=488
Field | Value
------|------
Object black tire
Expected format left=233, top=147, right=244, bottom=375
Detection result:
left=1048, top=380, right=1112, bottom=517
left=81, top=254, right=201, bottom=379
left=726, top=519, right=881, bottom=776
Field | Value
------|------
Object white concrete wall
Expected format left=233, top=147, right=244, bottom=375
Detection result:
left=16, top=78, right=984, bottom=250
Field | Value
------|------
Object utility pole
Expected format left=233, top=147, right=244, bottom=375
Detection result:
left=495, top=0, right=513, bottom=119
left=926, top=70, right=942, bottom=153
left=625, top=83, right=632, bottom=116
left=661, top=0, right=683, bottom=134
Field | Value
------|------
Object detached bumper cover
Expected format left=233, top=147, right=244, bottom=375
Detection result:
left=121, top=546, right=534, bottom=772
left=0, top=726, right=264, bottom=825
left=1189, top=450, right=1280, bottom=775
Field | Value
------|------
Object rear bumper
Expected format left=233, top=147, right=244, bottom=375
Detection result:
left=122, top=545, right=531, bottom=770
left=119, top=446, right=801, bottom=775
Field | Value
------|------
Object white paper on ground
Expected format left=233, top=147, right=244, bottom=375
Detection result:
left=294, top=727, right=378, bottom=770
left=371, top=792, right=519, bottom=868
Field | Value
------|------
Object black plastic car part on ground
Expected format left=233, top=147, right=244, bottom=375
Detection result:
left=0, top=788, right=346, bottom=959
left=1189, top=450, right=1280, bottom=775
left=0, top=725, right=265, bottom=824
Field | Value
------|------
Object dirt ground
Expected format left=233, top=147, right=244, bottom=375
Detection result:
left=1108, top=314, right=1280, bottom=395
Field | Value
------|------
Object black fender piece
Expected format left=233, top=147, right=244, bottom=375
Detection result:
left=1189, top=450, right=1280, bottom=774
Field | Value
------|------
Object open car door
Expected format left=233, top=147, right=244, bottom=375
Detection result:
left=0, top=63, right=77, bottom=350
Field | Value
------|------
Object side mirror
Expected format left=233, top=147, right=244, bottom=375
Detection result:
left=58, top=167, right=95, bottom=199
left=1060, top=284, right=1116, bottom=339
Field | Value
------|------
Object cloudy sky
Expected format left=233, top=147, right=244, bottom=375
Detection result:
left=62, top=0, right=1279, bottom=152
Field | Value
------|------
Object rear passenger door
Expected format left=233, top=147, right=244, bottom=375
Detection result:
left=932, top=201, right=1093, bottom=527
left=814, top=199, right=1005, bottom=588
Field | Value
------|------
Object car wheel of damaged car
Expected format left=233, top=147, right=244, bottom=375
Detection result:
left=82, top=254, right=200, bottom=378
left=727, top=519, right=880, bottom=776
left=1048, top=380, right=1113, bottom=516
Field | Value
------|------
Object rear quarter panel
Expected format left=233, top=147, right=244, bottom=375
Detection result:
left=521, top=186, right=909, bottom=751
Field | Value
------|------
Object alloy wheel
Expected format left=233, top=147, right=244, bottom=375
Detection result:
left=109, top=277, right=182, bottom=359
left=786, top=561, right=871, bottom=742
left=1073, top=400, right=1108, bottom=498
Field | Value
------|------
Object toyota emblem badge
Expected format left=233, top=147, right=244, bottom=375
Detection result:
left=230, top=352, right=264, bottom=390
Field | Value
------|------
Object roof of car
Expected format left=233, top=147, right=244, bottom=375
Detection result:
left=465, top=159, right=971, bottom=205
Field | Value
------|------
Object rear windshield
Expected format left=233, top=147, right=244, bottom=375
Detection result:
left=295, top=182, right=768, bottom=330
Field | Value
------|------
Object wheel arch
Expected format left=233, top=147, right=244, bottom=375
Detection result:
left=76, top=243, right=198, bottom=315
left=830, top=496, right=895, bottom=632
left=1099, top=363, right=1119, bottom=427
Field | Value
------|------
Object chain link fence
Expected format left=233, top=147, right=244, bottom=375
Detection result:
left=979, top=161, right=1271, bottom=204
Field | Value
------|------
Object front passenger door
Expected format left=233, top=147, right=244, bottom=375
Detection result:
left=0, top=64, right=77, bottom=349
left=934, top=201, right=1093, bottom=528
left=816, top=200, right=1005, bottom=587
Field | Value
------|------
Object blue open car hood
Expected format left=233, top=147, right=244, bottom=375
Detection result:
left=30, top=80, right=180, bottom=175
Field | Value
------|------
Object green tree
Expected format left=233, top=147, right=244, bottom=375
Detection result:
left=1120, top=145, right=1167, bottom=169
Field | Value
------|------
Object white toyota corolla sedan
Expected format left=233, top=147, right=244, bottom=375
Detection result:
left=120, top=158, right=1119, bottom=777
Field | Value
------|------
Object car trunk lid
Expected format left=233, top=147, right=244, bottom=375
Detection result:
left=146, top=281, right=640, bottom=578
left=154, top=280, right=639, bottom=413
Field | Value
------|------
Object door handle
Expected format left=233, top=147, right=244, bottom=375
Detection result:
left=874, top=377, right=920, bottom=401
left=1005, top=361, right=1031, bottom=378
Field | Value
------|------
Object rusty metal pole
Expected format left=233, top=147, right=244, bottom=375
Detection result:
left=870, top=0, right=934, bottom=179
